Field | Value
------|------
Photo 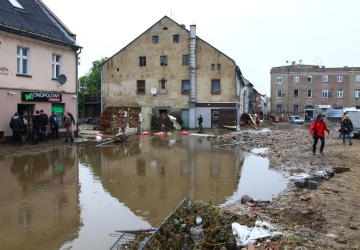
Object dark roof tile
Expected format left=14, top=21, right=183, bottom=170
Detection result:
left=0, top=0, right=80, bottom=47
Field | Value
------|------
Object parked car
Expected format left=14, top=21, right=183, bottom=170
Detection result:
left=288, top=115, right=305, bottom=124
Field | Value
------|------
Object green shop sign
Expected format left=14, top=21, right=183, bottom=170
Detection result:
left=21, top=92, right=62, bottom=102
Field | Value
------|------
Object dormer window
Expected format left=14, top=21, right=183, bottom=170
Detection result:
left=9, top=0, right=24, bottom=9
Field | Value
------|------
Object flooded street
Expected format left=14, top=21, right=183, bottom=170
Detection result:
left=0, top=129, right=291, bottom=250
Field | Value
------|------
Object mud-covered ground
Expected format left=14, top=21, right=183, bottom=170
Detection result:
left=1, top=124, right=359, bottom=249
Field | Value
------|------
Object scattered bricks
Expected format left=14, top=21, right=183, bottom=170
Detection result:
left=245, top=202, right=255, bottom=207
left=300, top=195, right=311, bottom=201
left=308, top=180, right=318, bottom=190
left=245, top=209, right=256, bottom=219
left=295, top=179, right=308, bottom=188
left=251, top=207, right=265, bottom=211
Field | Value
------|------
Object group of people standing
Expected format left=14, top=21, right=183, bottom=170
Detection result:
left=310, top=113, right=354, bottom=155
left=9, top=110, right=75, bottom=146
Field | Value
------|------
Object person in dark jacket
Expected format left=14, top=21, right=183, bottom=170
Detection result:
left=310, top=114, right=330, bottom=155
left=39, top=109, right=49, bottom=142
left=30, top=110, right=41, bottom=145
left=49, top=111, right=60, bottom=140
left=66, top=110, right=75, bottom=142
left=21, top=111, right=29, bottom=143
left=341, top=114, right=353, bottom=145
left=9, top=112, right=24, bottom=146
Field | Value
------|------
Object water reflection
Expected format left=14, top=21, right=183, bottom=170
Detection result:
left=0, top=147, right=79, bottom=250
left=0, top=131, right=289, bottom=250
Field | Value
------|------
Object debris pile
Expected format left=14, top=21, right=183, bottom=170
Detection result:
left=119, top=198, right=285, bottom=249
left=100, top=106, right=141, bottom=133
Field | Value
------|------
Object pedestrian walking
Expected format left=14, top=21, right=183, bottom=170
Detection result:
left=9, top=112, right=24, bottom=146
left=198, top=115, right=203, bottom=128
left=310, top=114, right=330, bottom=155
left=341, top=114, right=353, bottom=145
left=49, top=111, right=60, bottom=140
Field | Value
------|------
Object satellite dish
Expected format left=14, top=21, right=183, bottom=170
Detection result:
left=150, top=87, right=157, bottom=95
left=58, top=74, right=67, bottom=85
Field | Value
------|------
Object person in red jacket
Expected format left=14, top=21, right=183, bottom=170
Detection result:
left=310, top=114, right=330, bottom=155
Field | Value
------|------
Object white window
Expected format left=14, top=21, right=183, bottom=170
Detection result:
left=356, top=75, right=360, bottom=83
left=276, top=105, right=282, bottom=114
left=307, top=89, right=312, bottom=98
left=52, top=54, right=62, bottom=78
left=277, top=90, right=283, bottom=98
left=294, top=89, right=299, bottom=98
left=355, top=89, right=360, bottom=98
left=322, top=75, right=328, bottom=83
left=307, top=75, right=312, bottom=83
left=337, top=74, right=343, bottom=83
left=277, top=76, right=282, bottom=84
left=337, top=89, right=343, bottom=98
left=17, top=46, right=29, bottom=75
left=294, top=75, right=299, bottom=83
left=322, top=89, right=328, bottom=98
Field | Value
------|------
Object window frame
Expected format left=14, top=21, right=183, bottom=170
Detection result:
left=17, top=46, right=29, bottom=75
left=139, top=56, right=146, bottom=67
left=276, top=76, right=282, bottom=84
left=355, top=89, right=360, bottom=98
left=52, top=54, right=62, bottom=79
left=159, top=78, right=167, bottom=94
left=217, top=64, right=221, bottom=71
left=211, top=79, right=220, bottom=94
left=137, top=80, right=145, bottom=94
left=294, top=105, right=299, bottom=115
left=322, top=74, right=328, bottom=83
left=173, top=35, right=180, bottom=43
left=182, top=80, right=190, bottom=94
left=294, top=75, right=299, bottom=83
left=211, top=64, right=215, bottom=71
left=356, top=75, right=360, bottom=83
left=337, top=74, right=343, bottom=83
left=294, top=89, right=299, bottom=98
left=337, top=89, right=343, bottom=98
left=182, top=55, right=190, bottom=65
left=276, top=105, right=282, bottom=114
left=277, top=90, right=283, bottom=98
left=307, top=75, right=313, bottom=83
left=152, top=36, right=159, bottom=44
left=307, top=89, right=312, bottom=98
left=160, top=56, right=168, bottom=66
left=322, top=89, right=328, bottom=98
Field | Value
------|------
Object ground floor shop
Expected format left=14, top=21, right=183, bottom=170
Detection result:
left=1, top=90, right=77, bottom=142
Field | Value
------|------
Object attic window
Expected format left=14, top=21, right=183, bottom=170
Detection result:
left=9, top=0, right=24, bottom=9
left=163, top=27, right=168, bottom=30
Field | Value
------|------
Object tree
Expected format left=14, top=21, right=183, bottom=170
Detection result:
left=78, top=57, right=108, bottom=116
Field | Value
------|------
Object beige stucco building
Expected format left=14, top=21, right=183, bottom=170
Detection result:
left=102, top=16, right=245, bottom=130
left=0, top=0, right=81, bottom=141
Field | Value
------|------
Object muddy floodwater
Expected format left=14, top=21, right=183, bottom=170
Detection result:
left=0, top=129, right=290, bottom=250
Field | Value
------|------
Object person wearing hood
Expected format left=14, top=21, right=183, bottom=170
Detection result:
left=9, top=112, right=24, bottom=146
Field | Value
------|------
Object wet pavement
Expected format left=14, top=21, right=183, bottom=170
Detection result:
left=0, top=128, right=291, bottom=250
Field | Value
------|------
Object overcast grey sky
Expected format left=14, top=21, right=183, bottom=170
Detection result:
left=43, top=0, right=360, bottom=96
